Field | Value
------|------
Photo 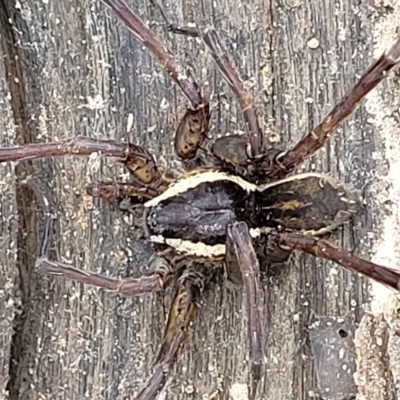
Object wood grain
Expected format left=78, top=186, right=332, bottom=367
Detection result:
left=1, top=0, right=399, bottom=399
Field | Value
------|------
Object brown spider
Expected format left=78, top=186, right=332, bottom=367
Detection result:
left=1, top=0, right=400, bottom=399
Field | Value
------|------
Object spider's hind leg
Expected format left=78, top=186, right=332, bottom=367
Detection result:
left=264, top=228, right=400, bottom=290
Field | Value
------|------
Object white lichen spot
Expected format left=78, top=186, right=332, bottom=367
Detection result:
left=184, top=384, right=194, bottom=394
left=229, top=382, right=249, bottom=400
left=147, top=124, right=157, bottom=133
left=126, top=113, right=134, bottom=132
left=307, top=38, right=320, bottom=49
left=363, top=5, right=400, bottom=315
left=160, top=97, right=169, bottom=110
left=83, top=94, right=105, bottom=110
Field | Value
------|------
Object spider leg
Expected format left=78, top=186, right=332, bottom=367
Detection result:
left=86, top=181, right=161, bottom=208
left=226, top=221, right=263, bottom=400
left=25, top=174, right=175, bottom=296
left=152, top=0, right=266, bottom=162
left=201, top=29, right=266, bottom=159
left=0, top=136, right=162, bottom=185
left=260, top=228, right=400, bottom=290
left=101, top=0, right=210, bottom=161
left=136, top=263, right=207, bottom=400
left=36, top=257, right=175, bottom=297
left=275, top=34, right=400, bottom=173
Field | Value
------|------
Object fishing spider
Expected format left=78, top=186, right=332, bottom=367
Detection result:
left=1, top=0, right=400, bottom=399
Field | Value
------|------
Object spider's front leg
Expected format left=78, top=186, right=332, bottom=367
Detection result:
left=136, top=263, right=207, bottom=400
left=85, top=181, right=160, bottom=210
left=200, top=29, right=266, bottom=160
left=0, top=136, right=165, bottom=208
left=0, top=137, right=160, bottom=181
left=154, top=8, right=279, bottom=182
left=155, top=0, right=267, bottom=159
left=200, top=29, right=288, bottom=183
left=274, top=34, right=400, bottom=173
left=225, top=221, right=263, bottom=400
left=101, top=0, right=210, bottom=163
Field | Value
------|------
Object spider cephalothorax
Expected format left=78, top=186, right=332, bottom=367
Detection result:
left=1, top=1, right=400, bottom=399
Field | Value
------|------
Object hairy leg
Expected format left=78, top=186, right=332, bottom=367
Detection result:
left=152, top=0, right=266, bottom=164
left=201, top=29, right=266, bottom=159
left=86, top=182, right=161, bottom=210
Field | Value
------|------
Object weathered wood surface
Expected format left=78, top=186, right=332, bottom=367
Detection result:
left=1, top=0, right=400, bottom=399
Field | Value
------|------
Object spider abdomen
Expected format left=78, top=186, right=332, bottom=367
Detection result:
left=257, top=173, right=360, bottom=235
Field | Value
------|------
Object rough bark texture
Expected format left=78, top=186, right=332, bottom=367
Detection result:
left=1, top=0, right=399, bottom=399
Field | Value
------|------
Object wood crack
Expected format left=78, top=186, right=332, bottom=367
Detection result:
left=0, top=1, right=37, bottom=398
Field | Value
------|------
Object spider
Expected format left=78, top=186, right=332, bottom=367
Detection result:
left=1, top=0, right=400, bottom=399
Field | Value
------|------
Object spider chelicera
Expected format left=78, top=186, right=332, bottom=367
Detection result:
left=1, top=0, right=400, bottom=399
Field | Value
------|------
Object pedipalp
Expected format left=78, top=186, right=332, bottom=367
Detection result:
left=2, top=2, right=400, bottom=398
left=151, top=0, right=266, bottom=163
left=101, top=0, right=210, bottom=161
